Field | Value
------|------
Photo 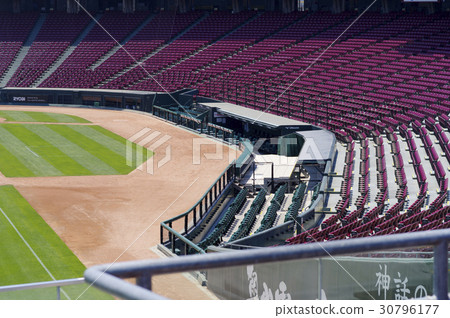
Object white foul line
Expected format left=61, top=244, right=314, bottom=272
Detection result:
left=0, top=207, right=70, bottom=300
left=25, top=146, right=40, bottom=158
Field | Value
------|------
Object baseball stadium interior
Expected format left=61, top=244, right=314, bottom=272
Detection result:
left=0, top=0, right=449, bottom=300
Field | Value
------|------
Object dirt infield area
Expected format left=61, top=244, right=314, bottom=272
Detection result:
left=0, top=105, right=239, bottom=299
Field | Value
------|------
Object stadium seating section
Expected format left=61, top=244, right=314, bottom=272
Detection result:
left=1, top=10, right=450, bottom=245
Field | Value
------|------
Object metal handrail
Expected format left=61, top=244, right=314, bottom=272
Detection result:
left=162, top=162, right=234, bottom=225
left=160, top=222, right=206, bottom=254
left=159, top=162, right=236, bottom=254
left=0, top=278, right=85, bottom=300
left=85, top=229, right=450, bottom=300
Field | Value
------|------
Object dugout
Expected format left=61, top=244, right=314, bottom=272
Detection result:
left=200, top=101, right=314, bottom=140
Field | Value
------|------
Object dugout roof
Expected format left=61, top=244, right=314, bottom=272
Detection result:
left=200, top=102, right=310, bottom=130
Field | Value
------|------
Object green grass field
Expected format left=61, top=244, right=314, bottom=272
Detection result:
left=0, top=121, right=153, bottom=177
left=0, top=110, right=90, bottom=123
left=0, top=185, right=112, bottom=299
left=0, top=110, right=154, bottom=299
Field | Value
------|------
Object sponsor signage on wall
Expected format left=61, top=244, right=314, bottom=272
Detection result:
left=11, top=95, right=48, bottom=103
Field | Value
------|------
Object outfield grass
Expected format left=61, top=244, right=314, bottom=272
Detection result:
left=0, top=110, right=90, bottom=123
left=0, top=185, right=112, bottom=299
left=0, top=123, right=153, bottom=177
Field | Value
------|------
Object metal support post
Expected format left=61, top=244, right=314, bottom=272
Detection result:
left=433, top=240, right=449, bottom=300
left=137, top=273, right=152, bottom=291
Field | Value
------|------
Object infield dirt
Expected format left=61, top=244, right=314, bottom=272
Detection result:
left=0, top=105, right=239, bottom=299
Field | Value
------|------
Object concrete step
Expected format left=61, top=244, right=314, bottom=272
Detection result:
left=89, top=13, right=155, bottom=71
left=96, top=12, right=209, bottom=89
left=33, top=13, right=103, bottom=87
left=0, top=13, right=47, bottom=87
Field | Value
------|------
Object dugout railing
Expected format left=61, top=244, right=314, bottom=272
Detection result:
left=160, top=163, right=236, bottom=255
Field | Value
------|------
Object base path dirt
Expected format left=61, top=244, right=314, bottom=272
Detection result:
left=0, top=105, right=239, bottom=299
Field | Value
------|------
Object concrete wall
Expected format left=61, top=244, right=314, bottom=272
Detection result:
left=208, top=254, right=446, bottom=300
left=0, top=87, right=158, bottom=112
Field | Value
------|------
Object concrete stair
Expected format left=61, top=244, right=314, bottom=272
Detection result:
left=123, top=12, right=262, bottom=90
left=0, top=13, right=47, bottom=87
left=95, top=12, right=209, bottom=89
left=89, top=13, right=155, bottom=71
left=33, top=13, right=103, bottom=87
